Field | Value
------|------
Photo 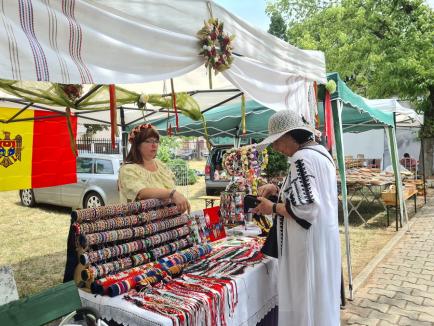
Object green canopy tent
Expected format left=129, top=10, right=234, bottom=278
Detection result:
left=146, top=100, right=275, bottom=146
left=318, top=72, right=408, bottom=300
left=146, top=77, right=407, bottom=302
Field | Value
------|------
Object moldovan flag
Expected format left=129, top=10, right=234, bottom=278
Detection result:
left=0, top=107, right=77, bottom=191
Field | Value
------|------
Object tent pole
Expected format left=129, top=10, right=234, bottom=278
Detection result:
left=202, top=92, right=243, bottom=114
left=392, top=113, right=410, bottom=231
left=386, top=124, right=409, bottom=231
left=5, top=102, right=34, bottom=123
left=75, top=85, right=103, bottom=106
left=333, top=100, right=353, bottom=300
left=120, top=106, right=128, bottom=161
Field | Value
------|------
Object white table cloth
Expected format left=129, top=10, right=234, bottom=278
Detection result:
left=80, top=257, right=278, bottom=326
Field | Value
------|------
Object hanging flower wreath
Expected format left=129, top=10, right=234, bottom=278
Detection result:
left=197, top=18, right=235, bottom=74
left=223, top=145, right=268, bottom=178
left=58, top=84, right=83, bottom=101
left=223, top=145, right=268, bottom=195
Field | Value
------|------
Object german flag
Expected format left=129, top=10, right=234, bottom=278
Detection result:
left=0, top=107, right=77, bottom=191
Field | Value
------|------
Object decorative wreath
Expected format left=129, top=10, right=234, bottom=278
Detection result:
left=197, top=18, right=235, bottom=74
left=223, top=145, right=268, bottom=178
left=59, top=84, right=83, bottom=101
left=222, top=145, right=268, bottom=195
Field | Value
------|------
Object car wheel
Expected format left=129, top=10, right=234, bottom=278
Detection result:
left=20, top=189, right=36, bottom=207
left=206, top=188, right=215, bottom=196
left=84, top=192, right=105, bottom=208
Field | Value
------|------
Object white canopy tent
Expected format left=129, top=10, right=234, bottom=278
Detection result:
left=0, top=0, right=325, bottom=114
left=366, top=99, right=423, bottom=128
left=0, top=0, right=327, bottom=170
left=342, top=99, right=423, bottom=168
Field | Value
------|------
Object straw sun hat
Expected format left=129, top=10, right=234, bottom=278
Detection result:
left=257, top=110, right=314, bottom=151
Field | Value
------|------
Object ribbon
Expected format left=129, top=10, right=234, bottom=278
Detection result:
left=109, top=84, right=117, bottom=149
left=241, top=94, right=246, bottom=135
left=314, top=81, right=320, bottom=129
left=208, top=66, right=213, bottom=89
left=65, top=107, right=77, bottom=156
left=324, top=90, right=334, bottom=151
left=170, top=78, right=179, bottom=131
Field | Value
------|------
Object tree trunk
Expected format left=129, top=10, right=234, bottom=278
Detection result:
left=423, top=138, right=434, bottom=178
left=422, top=86, right=434, bottom=178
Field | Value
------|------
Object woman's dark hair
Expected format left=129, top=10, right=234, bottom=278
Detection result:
left=403, top=153, right=410, bottom=158
left=287, top=129, right=314, bottom=145
left=126, top=126, right=160, bottom=164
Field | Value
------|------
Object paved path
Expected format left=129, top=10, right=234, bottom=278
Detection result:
left=342, top=197, right=434, bottom=325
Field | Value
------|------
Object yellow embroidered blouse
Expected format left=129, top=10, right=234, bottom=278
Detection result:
left=118, top=159, right=176, bottom=203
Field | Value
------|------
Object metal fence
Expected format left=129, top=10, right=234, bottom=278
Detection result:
left=77, top=138, right=121, bottom=155
left=167, top=162, right=189, bottom=200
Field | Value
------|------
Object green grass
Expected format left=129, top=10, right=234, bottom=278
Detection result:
left=0, top=191, right=70, bottom=297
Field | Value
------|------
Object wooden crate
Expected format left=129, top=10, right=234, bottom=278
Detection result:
left=381, top=186, right=416, bottom=205
left=381, top=190, right=398, bottom=205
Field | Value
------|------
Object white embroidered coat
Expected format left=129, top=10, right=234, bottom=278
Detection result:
left=277, top=145, right=341, bottom=326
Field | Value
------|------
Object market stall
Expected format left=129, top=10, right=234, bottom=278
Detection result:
left=365, top=99, right=426, bottom=203
left=67, top=198, right=278, bottom=326
left=0, top=0, right=326, bottom=325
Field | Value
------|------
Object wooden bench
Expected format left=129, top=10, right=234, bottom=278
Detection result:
left=382, top=188, right=418, bottom=231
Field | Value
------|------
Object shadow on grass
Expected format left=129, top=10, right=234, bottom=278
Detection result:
left=11, top=251, right=66, bottom=298
left=13, top=199, right=72, bottom=215
left=338, top=194, right=426, bottom=229
left=338, top=196, right=386, bottom=228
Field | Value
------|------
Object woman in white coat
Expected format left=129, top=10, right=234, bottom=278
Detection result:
left=253, top=110, right=341, bottom=326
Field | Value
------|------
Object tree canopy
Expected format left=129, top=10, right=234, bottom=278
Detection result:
left=268, top=12, right=287, bottom=40
left=267, top=0, right=433, bottom=124
left=267, top=0, right=434, bottom=174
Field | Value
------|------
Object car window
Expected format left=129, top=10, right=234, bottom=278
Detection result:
left=212, top=148, right=229, bottom=167
left=95, top=159, right=114, bottom=174
left=77, top=157, right=93, bottom=173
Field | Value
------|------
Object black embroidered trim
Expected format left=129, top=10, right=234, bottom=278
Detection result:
left=284, top=199, right=312, bottom=230
left=290, top=181, right=303, bottom=206
left=289, top=191, right=297, bottom=206
left=294, top=159, right=315, bottom=205
left=279, top=215, right=284, bottom=254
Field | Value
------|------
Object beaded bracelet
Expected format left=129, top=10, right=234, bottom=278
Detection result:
left=79, top=215, right=189, bottom=248
left=72, top=198, right=169, bottom=223
left=91, top=263, right=156, bottom=295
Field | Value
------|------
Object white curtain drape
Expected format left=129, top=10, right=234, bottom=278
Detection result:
left=0, top=0, right=326, bottom=114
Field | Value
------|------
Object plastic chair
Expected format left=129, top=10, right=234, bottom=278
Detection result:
left=0, top=281, right=107, bottom=326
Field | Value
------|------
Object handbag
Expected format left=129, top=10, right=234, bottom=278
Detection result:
left=260, top=215, right=279, bottom=258
left=260, top=181, right=288, bottom=259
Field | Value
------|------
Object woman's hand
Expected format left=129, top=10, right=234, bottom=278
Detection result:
left=257, top=184, right=279, bottom=198
left=172, top=191, right=191, bottom=214
left=252, top=197, right=274, bottom=215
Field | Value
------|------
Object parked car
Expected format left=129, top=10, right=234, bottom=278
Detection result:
left=205, top=145, right=232, bottom=195
left=19, top=154, right=122, bottom=209
left=195, top=169, right=205, bottom=176
left=176, top=150, right=196, bottom=160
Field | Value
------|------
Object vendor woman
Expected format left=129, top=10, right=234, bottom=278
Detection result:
left=118, top=123, right=190, bottom=214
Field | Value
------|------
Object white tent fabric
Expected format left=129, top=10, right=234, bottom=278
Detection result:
left=366, top=99, right=423, bottom=127
left=0, top=0, right=326, bottom=116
